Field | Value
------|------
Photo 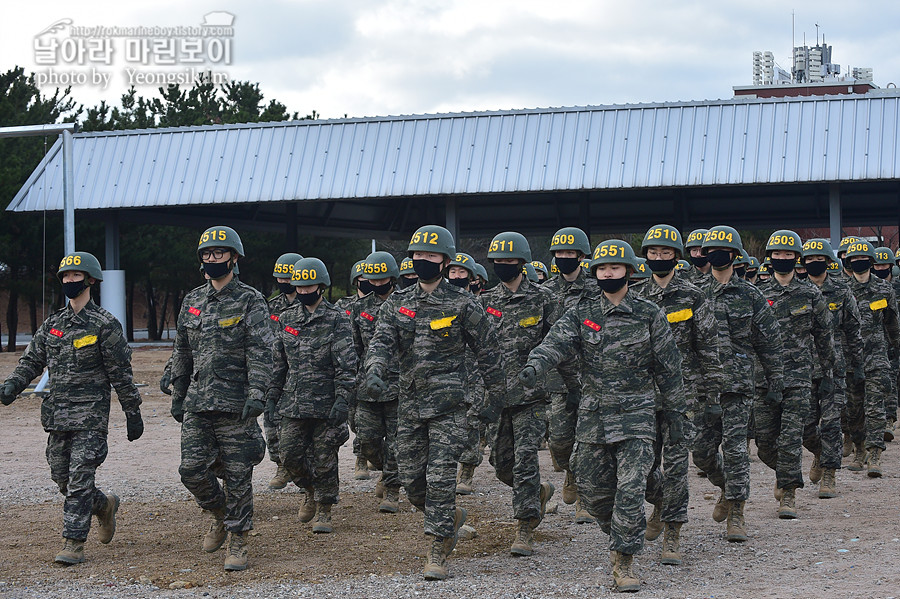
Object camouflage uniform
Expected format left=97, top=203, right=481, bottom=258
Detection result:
left=639, top=273, right=723, bottom=524
left=755, top=276, right=834, bottom=490
left=459, top=345, right=487, bottom=468
left=3, top=300, right=142, bottom=541
left=525, top=290, right=685, bottom=555
left=686, top=267, right=711, bottom=288
left=366, top=280, right=505, bottom=538
left=264, top=292, right=296, bottom=466
left=350, top=292, right=400, bottom=490
left=334, top=294, right=364, bottom=459
left=696, top=274, right=783, bottom=501
left=803, top=276, right=865, bottom=471
left=171, top=277, right=272, bottom=533
left=270, top=299, right=356, bottom=504
left=481, top=277, right=560, bottom=522
left=847, top=276, right=900, bottom=450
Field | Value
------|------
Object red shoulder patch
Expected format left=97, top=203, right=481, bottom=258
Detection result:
left=582, top=319, right=601, bottom=332
left=269, top=314, right=280, bottom=322
left=399, top=307, right=416, bottom=319
left=188, top=306, right=201, bottom=316
left=284, top=326, right=299, bottom=336
left=49, top=328, right=64, bottom=338
left=767, top=299, right=774, bottom=306
left=486, top=307, right=502, bottom=318
left=345, top=309, right=352, bottom=316
left=361, top=311, right=375, bottom=322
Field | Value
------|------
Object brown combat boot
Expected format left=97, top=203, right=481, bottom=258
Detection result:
left=778, top=488, right=797, bottom=519
left=645, top=502, right=663, bottom=541
left=712, top=489, right=730, bottom=522
left=886, top=420, right=896, bottom=443
left=660, top=522, right=682, bottom=565
left=866, top=447, right=883, bottom=478
left=202, top=508, right=227, bottom=553
left=379, top=487, right=400, bottom=514
left=95, top=492, right=119, bottom=544
left=842, top=433, right=853, bottom=457
left=818, top=468, right=837, bottom=498
left=298, top=487, right=316, bottom=523
left=354, top=456, right=370, bottom=480
left=612, top=551, right=641, bottom=592
left=268, top=464, right=290, bottom=490
left=423, top=535, right=448, bottom=580
left=726, top=500, right=748, bottom=542
left=510, top=518, right=536, bottom=556
left=54, top=538, right=85, bottom=565
left=809, top=454, right=823, bottom=483
left=574, top=497, right=596, bottom=524
left=443, top=506, right=467, bottom=555
left=374, top=472, right=385, bottom=498
left=848, top=442, right=866, bottom=471
left=539, top=481, right=555, bottom=522
left=562, top=470, right=577, bottom=504
left=456, top=464, right=475, bottom=495
left=223, top=531, right=248, bottom=571
left=773, top=483, right=783, bottom=501
left=312, top=503, right=333, bottom=533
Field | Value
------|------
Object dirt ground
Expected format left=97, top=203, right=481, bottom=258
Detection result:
left=0, top=347, right=898, bottom=598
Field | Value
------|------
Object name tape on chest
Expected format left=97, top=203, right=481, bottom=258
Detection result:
left=486, top=307, right=502, bottom=318
left=399, top=307, right=416, bottom=319
left=828, top=302, right=841, bottom=311
left=430, top=315, right=457, bottom=330
left=583, top=319, right=601, bottom=332
left=73, top=334, right=98, bottom=349
left=218, top=315, right=243, bottom=328
left=666, top=308, right=693, bottom=323
left=519, top=315, right=541, bottom=328
left=870, top=298, right=888, bottom=311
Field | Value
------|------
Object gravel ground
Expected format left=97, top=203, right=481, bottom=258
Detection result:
left=1, top=347, right=899, bottom=599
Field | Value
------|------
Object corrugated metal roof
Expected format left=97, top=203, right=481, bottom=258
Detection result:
left=9, top=94, right=900, bottom=213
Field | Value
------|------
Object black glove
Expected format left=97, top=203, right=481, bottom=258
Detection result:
left=851, top=366, right=865, bottom=385
left=665, top=411, right=685, bottom=444
left=518, top=365, right=537, bottom=389
left=704, top=402, right=723, bottom=425
left=328, top=398, right=349, bottom=426
left=126, top=412, right=144, bottom=442
left=366, top=374, right=388, bottom=398
left=171, top=397, right=184, bottom=423
left=0, top=381, right=18, bottom=406
left=765, top=389, right=783, bottom=406
left=242, top=398, right=265, bottom=420
left=565, top=388, right=581, bottom=411
left=159, top=371, right=173, bottom=395
left=818, top=376, right=834, bottom=398
left=265, top=389, right=279, bottom=422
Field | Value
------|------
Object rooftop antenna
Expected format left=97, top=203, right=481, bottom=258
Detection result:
left=815, top=23, right=820, bottom=46
left=791, top=10, right=796, bottom=83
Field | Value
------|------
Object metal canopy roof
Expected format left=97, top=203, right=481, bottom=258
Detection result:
left=8, top=93, right=900, bottom=237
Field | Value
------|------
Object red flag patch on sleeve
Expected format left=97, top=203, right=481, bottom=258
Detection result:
left=399, top=307, right=416, bottom=319
left=269, top=314, right=280, bottom=322
left=582, top=319, right=601, bottom=332
left=188, top=306, right=201, bottom=316
left=361, top=311, right=375, bottom=322
left=486, top=307, right=502, bottom=318
left=49, top=328, right=64, bottom=338
left=345, top=309, right=352, bottom=316
left=284, top=326, right=299, bottom=336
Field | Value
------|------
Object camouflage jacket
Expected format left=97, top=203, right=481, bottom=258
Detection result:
left=350, top=292, right=398, bottom=404
left=5, top=300, right=141, bottom=432
left=525, top=290, right=685, bottom=444
left=814, top=275, right=865, bottom=376
left=848, top=275, right=900, bottom=372
left=704, top=273, right=784, bottom=395
left=757, top=276, right=835, bottom=388
left=638, top=273, right=723, bottom=401
left=366, top=280, right=506, bottom=421
left=333, top=295, right=358, bottom=319
left=687, top=267, right=712, bottom=288
left=269, top=300, right=357, bottom=419
left=480, top=277, right=561, bottom=407
left=267, top=292, right=296, bottom=330
left=541, top=271, right=588, bottom=393
left=171, top=278, right=274, bottom=414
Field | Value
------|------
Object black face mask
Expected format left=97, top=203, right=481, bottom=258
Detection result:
left=769, top=258, right=796, bottom=275
left=596, top=276, right=628, bottom=293
left=646, top=258, right=677, bottom=275
left=850, top=259, right=871, bottom=274
left=841, top=257, right=851, bottom=270
left=734, top=266, right=746, bottom=279
left=555, top=257, right=581, bottom=275
left=706, top=250, right=733, bottom=269
left=412, top=259, right=443, bottom=282
left=358, top=279, right=374, bottom=295
left=202, top=261, right=232, bottom=280
left=690, top=255, right=709, bottom=268
left=493, top=262, right=522, bottom=283
left=297, top=290, right=321, bottom=306
left=804, top=261, right=828, bottom=277
left=469, top=282, right=483, bottom=294
left=448, top=277, right=470, bottom=289
left=796, top=271, right=808, bottom=280
left=370, top=281, right=394, bottom=295
left=746, top=269, right=758, bottom=279
left=874, top=267, right=891, bottom=279
left=62, top=280, right=88, bottom=300
left=277, top=282, right=295, bottom=296
left=398, top=276, right=417, bottom=289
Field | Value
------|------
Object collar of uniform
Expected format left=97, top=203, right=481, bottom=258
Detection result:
left=598, top=288, right=635, bottom=315
left=648, top=273, right=683, bottom=297
left=206, top=276, right=240, bottom=299
left=499, top=275, right=534, bottom=298
left=63, top=298, right=96, bottom=323
left=415, top=278, right=449, bottom=304
left=561, top=270, right=584, bottom=291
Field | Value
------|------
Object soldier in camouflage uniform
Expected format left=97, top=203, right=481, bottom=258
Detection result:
left=481, top=231, right=559, bottom=557
left=755, top=230, right=835, bottom=518
left=638, top=225, right=723, bottom=565
left=265, top=252, right=304, bottom=490
left=541, top=227, right=595, bottom=524
left=695, top=226, right=783, bottom=542
left=684, top=228, right=712, bottom=287
left=1, top=252, right=143, bottom=565
left=267, top=257, right=357, bottom=533
left=746, top=257, right=761, bottom=285
left=892, top=247, right=900, bottom=439
left=366, top=225, right=506, bottom=581
left=872, top=246, right=898, bottom=439
left=398, top=256, right=419, bottom=289
left=843, top=240, right=900, bottom=476
left=522, top=239, right=686, bottom=592
left=170, top=226, right=272, bottom=571
left=531, top=260, right=549, bottom=284
left=800, top=239, right=865, bottom=498
left=350, top=251, right=402, bottom=512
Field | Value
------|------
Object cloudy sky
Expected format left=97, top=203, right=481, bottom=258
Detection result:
left=3, top=0, right=899, bottom=121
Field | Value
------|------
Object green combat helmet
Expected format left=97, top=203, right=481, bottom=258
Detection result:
left=700, top=225, right=742, bottom=252
left=197, top=225, right=244, bottom=259
left=549, top=258, right=560, bottom=276
left=531, top=260, right=549, bottom=280
left=733, top=250, right=751, bottom=278
left=273, top=253, right=303, bottom=278
left=895, top=248, right=900, bottom=265
left=684, top=228, right=709, bottom=251
left=837, top=236, right=861, bottom=257
left=844, top=239, right=876, bottom=273
left=488, top=231, right=532, bottom=262
left=549, top=227, right=591, bottom=257
left=408, top=225, right=456, bottom=260
left=631, top=258, right=651, bottom=280
left=765, top=230, right=802, bottom=256
left=874, top=246, right=894, bottom=266
left=292, top=257, right=331, bottom=287
left=523, top=262, right=539, bottom=282
left=399, top=257, right=415, bottom=276
left=58, top=252, right=104, bottom=281
left=675, top=259, right=693, bottom=271
left=589, top=239, right=638, bottom=273
left=641, top=224, right=684, bottom=258
left=449, top=252, right=477, bottom=278
left=362, top=251, right=400, bottom=280
left=350, top=260, right=366, bottom=287
left=474, top=263, right=489, bottom=283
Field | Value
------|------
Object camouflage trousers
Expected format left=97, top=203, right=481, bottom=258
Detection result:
left=356, top=399, right=400, bottom=490
left=396, top=408, right=466, bottom=538
left=572, top=438, right=654, bottom=555
left=46, top=431, right=109, bottom=541
left=179, top=411, right=266, bottom=532
left=644, top=411, right=690, bottom=523
left=691, top=392, right=751, bottom=501
left=459, top=411, right=485, bottom=467
left=548, top=392, right=577, bottom=472
left=803, top=376, right=845, bottom=470
left=489, top=402, right=548, bottom=521
left=349, top=405, right=361, bottom=457
left=847, top=368, right=890, bottom=451
left=263, top=410, right=281, bottom=465
left=280, top=417, right=348, bottom=504
left=754, top=386, right=810, bottom=490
